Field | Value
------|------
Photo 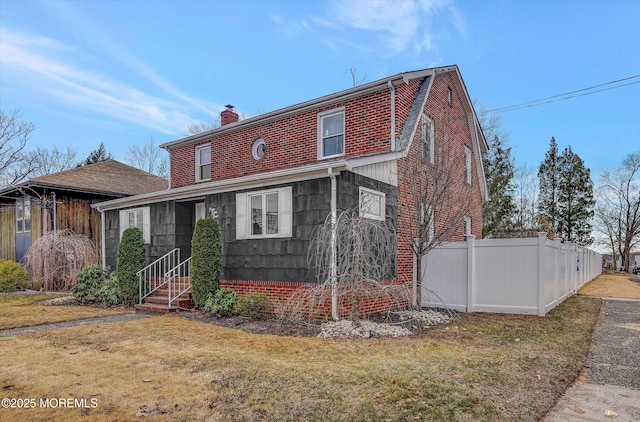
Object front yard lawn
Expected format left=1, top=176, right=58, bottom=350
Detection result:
left=0, top=294, right=129, bottom=330
left=0, top=296, right=600, bottom=421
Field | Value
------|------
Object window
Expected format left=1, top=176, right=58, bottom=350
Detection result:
left=464, top=146, right=472, bottom=185
left=16, top=197, right=31, bottom=233
left=359, top=187, right=385, bottom=221
left=447, top=86, right=453, bottom=104
left=196, top=144, right=211, bottom=181
left=195, top=202, right=206, bottom=222
left=252, top=138, right=266, bottom=160
left=236, top=187, right=292, bottom=239
left=421, top=113, right=435, bottom=164
left=317, top=108, right=345, bottom=159
left=119, top=207, right=151, bottom=243
left=464, top=216, right=472, bottom=237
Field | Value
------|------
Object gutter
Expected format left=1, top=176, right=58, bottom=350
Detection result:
left=92, top=160, right=349, bottom=212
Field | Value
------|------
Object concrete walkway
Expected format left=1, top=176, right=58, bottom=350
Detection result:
left=545, top=298, right=640, bottom=421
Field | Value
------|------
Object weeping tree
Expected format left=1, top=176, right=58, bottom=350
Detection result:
left=295, top=210, right=399, bottom=322
left=25, top=229, right=99, bottom=291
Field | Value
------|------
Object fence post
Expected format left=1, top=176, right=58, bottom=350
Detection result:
left=466, top=235, right=475, bottom=313
left=537, top=232, right=547, bottom=316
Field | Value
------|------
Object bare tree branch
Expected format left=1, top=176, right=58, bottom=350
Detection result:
left=0, top=109, right=36, bottom=187
left=125, top=137, right=168, bottom=178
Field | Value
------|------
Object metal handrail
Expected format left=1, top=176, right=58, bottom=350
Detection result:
left=166, top=257, right=191, bottom=308
left=137, top=249, right=181, bottom=305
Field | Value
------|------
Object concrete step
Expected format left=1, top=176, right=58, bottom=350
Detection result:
left=135, top=303, right=177, bottom=314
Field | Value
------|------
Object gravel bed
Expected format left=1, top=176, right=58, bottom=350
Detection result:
left=318, top=309, right=451, bottom=338
left=40, top=296, right=78, bottom=306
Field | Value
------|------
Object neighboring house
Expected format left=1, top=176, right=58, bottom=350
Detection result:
left=0, top=160, right=168, bottom=263
left=93, top=65, right=489, bottom=313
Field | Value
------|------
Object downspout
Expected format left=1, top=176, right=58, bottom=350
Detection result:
left=328, top=167, right=338, bottom=320
left=98, top=208, right=106, bottom=268
left=388, top=80, right=396, bottom=151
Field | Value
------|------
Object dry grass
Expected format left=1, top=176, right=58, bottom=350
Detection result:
left=0, top=295, right=599, bottom=421
left=578, top=272, right=640, bottom=299
left=0, top=295, right=128, bottom=330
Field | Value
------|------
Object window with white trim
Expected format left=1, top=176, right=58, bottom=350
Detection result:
left=317, top=108, right=345, bottom=159
left=16, top=197, right=31, bottom=233
left=236, top=187, right=292, bottom=239
left=196, top=144, right=211, bottom=182
left=359, top=187, right=385, bottom=221
left=119, top=207, right=151, bottom=243
left=195, top=202, right=206, bottom=222
left=464, top=216, right=472, bottom=236
left=421, top=113, right=435, bottom=164
left=464, top=146, right=472, bottom=185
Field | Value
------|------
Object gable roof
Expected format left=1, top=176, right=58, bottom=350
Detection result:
left=0, top=160, right=168, bottom=200
left=96, top=65, right=488, bottom=211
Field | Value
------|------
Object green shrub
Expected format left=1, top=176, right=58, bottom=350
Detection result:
left=95, top=273, right=121, bottom=306
left=203, top=288, right=237, bottom=316
left=117, top=227, right=145, bottom=306
left=0, top=259, right=30, bottom=292
left=73, top=265, right=109, bottom=304
left=235, top=292, right=273, bottom=319
left=191, top=218, right=221, bottom=307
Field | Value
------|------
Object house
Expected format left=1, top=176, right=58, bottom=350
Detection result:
left=92, top=65, right=488, bottom=314
left=0, top=160, right=168, bottom=263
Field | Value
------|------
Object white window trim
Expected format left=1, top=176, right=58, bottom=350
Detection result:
left=195, top=143, right=211, bottom=182
left=195, top=202, right=206, bottom=222
left=359, top=186, right=386, bottom=221
left=421, top=113, right=435, bottom=165
left=317, top=107, right=345, bottom=160
left=119, top=207, right=151, bottom=243
left=464, top=146, right=472, bottom=185
left=236, top=186, right=292, bottom=240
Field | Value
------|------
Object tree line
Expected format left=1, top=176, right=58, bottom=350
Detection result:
left=482, top=111, right=639, bottom=270
left=0, top=109, right=168, bottom=188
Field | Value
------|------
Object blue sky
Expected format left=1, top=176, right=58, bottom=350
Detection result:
left=1, top=0, right=638, bottom=179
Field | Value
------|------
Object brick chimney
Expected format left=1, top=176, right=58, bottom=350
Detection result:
left=221, top=104, right=239, bottom=126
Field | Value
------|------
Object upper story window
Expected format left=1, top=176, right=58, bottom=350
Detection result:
left=16, top=197, right=31, bottom=233
left=447, top=86, right=453, bottom=104
left=236, top=186, right=292, bottom=239
left=359, top=187, right=386, bottom=221
left=317, top=108, right=345, bottom=159
left=196, top=144, right=211, bottom=182
left=119, top=207, right=151, bottom=243
left=421, top=113, right=435, bottom=165
left=464, top=146, right=472, bottom=185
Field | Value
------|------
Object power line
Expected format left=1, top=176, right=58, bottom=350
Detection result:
left=484, top=75, right=640, bottom=114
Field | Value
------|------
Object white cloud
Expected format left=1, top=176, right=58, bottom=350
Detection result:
left=314, top=0, right=464, bottom=55
left=0, top=27, right=215, bottom=135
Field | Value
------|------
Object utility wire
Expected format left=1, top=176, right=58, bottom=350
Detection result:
left=484, top=74, right=640, bottom=114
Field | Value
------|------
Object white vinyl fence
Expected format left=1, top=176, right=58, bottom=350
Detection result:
left=421, top=233, right=602, bottom=316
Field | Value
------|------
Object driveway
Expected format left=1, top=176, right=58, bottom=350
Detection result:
left=545, top=274, right=640, bottom=421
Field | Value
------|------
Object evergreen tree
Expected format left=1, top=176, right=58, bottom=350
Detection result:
left=81, top=142, right=113, bottom=166
left=190, top=218, right=221, bottom=307
left=537, top=137, right=560, bottom=236
left=557, top=146, right=595, bottom=244
left=483, top=135, right=517, bottom=237
left=116, top=227, right=145, bottom=305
